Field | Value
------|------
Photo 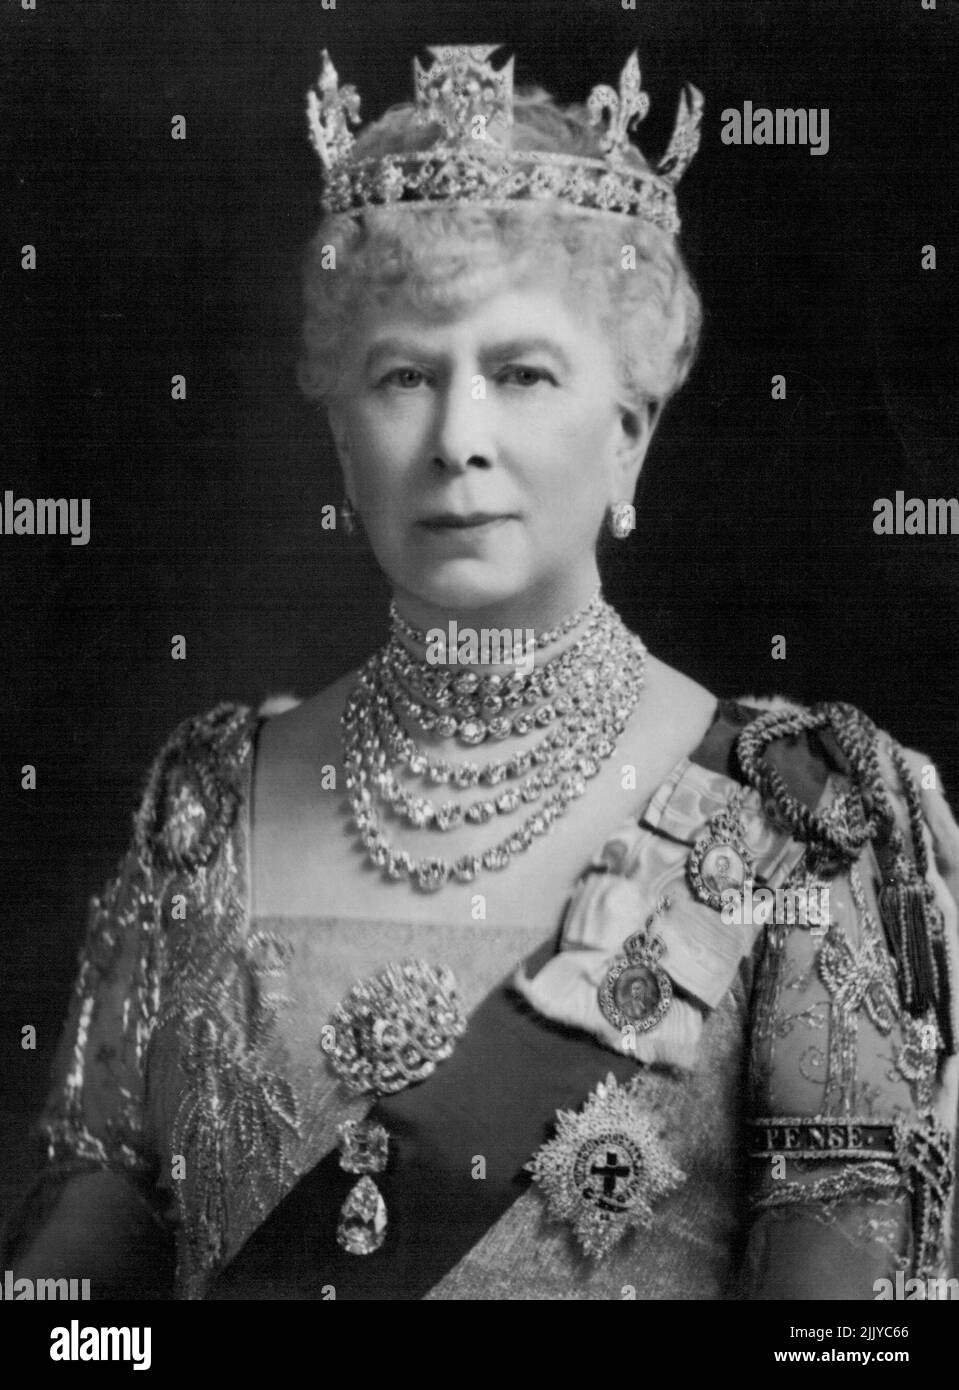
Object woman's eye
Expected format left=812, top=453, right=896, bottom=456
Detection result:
left=498, top=366, right=553, bottom=388
left=382, top=367, right=427, bottom=389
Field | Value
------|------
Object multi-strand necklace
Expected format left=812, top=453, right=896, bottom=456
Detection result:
left=342, top=594, right=647, bottom=893
left=382, top=602, right=617, bottom=745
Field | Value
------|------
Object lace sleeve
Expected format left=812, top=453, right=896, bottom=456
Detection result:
left=37, top=840, right=164, bottom=1193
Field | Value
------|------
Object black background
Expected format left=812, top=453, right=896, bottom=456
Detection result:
left=2, top=0, right=957, bottom=1212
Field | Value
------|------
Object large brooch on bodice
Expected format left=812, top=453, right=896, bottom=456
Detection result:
left=325, top=960, right=467, bottom=1256
left=327, top=960, right=467, bottom=1097
left=526, top=1073, right=686, bottom=1260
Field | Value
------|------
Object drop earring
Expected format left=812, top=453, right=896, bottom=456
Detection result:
left=607, top=503, right=636, bottom=539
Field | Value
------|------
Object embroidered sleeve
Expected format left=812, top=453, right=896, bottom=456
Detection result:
left=1, top=702, right=256, bottom=1283
left=743, top=730, right=957, bottom=1299
left=36, top=841, right=164, bottom=1192
left=31, top=700, right=255, bottom=1194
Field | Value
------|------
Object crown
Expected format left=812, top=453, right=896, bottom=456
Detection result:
left=306, top=45, right=703, bottom=235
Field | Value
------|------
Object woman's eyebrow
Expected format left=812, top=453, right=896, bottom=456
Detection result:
left=363, top=336, right=573, bottom=373
left=481, top=339, right=572, bottom=372
left=363, top=339, right=430, bottom=371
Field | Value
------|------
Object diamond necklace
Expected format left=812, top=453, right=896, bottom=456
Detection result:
left=388, top=586, right=603, bottom=653
left=341, top=599, right=647, bottom=893
left=382, top=605, right=620, bottom=745
left=356, top=634, right=639, bottom=834
left=368, top=635, right=625, bottom=791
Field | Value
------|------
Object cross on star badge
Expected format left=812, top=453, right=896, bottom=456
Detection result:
left=526, top=1073, right=686, bottom=1259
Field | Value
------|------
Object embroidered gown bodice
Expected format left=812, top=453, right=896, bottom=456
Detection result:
left=6, top=698, right=959, bottom=1299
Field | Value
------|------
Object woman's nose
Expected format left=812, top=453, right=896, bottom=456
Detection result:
left=430, top=380, right=494, bottom=471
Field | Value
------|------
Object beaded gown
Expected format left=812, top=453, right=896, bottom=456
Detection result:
left=4, top=694, right=958, bottom=1300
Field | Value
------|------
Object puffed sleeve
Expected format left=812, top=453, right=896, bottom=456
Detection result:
left=0, top=796, right=173, bottom=1294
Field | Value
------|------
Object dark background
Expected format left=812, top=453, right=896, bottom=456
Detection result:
left=2, top=0, right=957, bottom=1213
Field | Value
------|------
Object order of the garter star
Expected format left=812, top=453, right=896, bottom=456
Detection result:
left=526, top=1073, right=687, bottom=1260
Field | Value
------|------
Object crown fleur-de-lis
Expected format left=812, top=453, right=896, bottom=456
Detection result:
left=657, top=83, right=705, bottom=187
left=587, top=51, right=651, bottom=168
left=306, top=50, right=361, bottom=172
left=413, top=45, right=514, bottom=146
left=305, top=45, right=703, bottom=233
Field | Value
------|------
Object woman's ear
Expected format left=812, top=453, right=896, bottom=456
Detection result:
left=615, top=398, right=661, bottom=496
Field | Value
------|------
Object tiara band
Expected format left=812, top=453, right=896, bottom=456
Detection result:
left=306, top=45, right=703, bottom=235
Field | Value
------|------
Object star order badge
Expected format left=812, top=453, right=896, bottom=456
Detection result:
left=526, top=1073, right=686, bottom=1259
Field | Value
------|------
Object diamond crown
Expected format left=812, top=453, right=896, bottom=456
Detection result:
left=306, top=45, right=703, bottom=235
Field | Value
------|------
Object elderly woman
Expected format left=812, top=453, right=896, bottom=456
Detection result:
left=4, top=44, right=957, bottom=1301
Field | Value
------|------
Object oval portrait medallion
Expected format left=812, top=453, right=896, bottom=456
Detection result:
left=687, top=833, right=752, bottom=911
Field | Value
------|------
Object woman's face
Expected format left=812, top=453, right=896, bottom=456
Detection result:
left=327, top=271, right=654, bottom=621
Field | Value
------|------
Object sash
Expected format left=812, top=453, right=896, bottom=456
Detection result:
left=207, top=933, right=643, bottom=1300
left=206, top=700, right=832, bottom=1301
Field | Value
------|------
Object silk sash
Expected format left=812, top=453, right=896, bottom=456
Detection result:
left=208, top=930, right=650, bottom=1299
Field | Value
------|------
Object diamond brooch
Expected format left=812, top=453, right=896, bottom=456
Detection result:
left=326, top=960, right=467, bottom=1098
left=325, top=960, right=467, bottom=1257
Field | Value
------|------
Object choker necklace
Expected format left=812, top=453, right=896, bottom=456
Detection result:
left=388, top=587, right=603, bottom=654
left=382, top=605, right=618, bottom=745
left=342, top=595, right=647, bottom=893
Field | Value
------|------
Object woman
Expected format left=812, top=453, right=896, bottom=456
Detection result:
left=4, top=43, right=957, bottom=1301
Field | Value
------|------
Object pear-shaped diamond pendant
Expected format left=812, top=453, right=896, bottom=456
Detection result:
left=335, top=1119, right=390, bottom=1256
left=337, top=1175, right=388, bottom=1256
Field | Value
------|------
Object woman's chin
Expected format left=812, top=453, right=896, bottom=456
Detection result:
left=399, top=562, right=529, bottom=614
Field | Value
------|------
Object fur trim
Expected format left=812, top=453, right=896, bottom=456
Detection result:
left=257, top=692, right=302, bottom=718
left=734, top=693, right=808, bottom=714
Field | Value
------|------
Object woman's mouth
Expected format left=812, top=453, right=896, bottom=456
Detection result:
left=419, top=512, right=514, bottom=530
